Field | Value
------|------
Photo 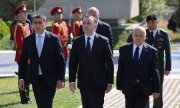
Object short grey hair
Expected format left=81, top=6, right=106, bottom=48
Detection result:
left=133, top=26, right=146, bottom=36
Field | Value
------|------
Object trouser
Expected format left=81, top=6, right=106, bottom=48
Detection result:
left=32, top=75, right=56, bottom=108
left=153, top=70, right=164, bottom=108
left=125, top=83, right=149, bottom=108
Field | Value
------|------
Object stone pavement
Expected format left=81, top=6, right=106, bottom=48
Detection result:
left=78, top=75, right=180, bottom=108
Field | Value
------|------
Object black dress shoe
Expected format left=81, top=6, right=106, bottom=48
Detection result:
left=21, top=100, right=32, bottom=104
left=15, top=72, right=19, bottom=75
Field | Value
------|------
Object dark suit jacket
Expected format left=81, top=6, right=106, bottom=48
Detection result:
left=69, top=33, right=114, bottom=90
left=127, top=29, right=171, bottom=73
left=19, top=31, right=65, bottom=87
left=117, top=43, right=160, bottom=96
left=79, top=20, right=113, bottom=51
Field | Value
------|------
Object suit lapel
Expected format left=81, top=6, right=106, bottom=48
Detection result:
left=139, top=43, right=149, bottom=63
left=31, top=33, right=39, bottom=58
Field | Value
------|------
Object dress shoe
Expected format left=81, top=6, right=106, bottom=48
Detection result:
left=21, top=100, right=32, bottom=104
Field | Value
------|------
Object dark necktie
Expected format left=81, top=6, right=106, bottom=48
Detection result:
left=86, top=37, right=91, bottom=57
left=150, top=31, right=154, bottom=40
left=133, top=47, right=139, bottom=64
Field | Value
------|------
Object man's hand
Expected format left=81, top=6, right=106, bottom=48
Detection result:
left=18, top=80, right=25, bottom=90
left=164, top=70, right=170, bottom=76
left=69, top=83, right=76, bottom=93
left=56, top=80, right=65, bottom=89
left=153, top=93, right=160, bottom=99
left=105, top=84, right=112, bottom=94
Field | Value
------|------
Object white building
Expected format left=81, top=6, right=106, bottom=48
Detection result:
left=37, top=0, right=139, bottom=25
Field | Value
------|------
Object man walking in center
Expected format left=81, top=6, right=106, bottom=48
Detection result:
left=69, top=16, right=114, bottom=108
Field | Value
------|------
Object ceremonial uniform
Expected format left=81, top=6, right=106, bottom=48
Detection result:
left=70, top=6, right=83, bottom=38
left=50, top=6, right=69, bottom=59
left=12, top=20, right=31, bottom=63
left=12, top=4, right=32, bottom=104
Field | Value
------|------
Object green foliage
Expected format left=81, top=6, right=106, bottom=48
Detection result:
left=126, top=19, right=136, bottom=24
left=174, top=1, right=180, bottom=24
left=0, top=19, right=10, bottom=40
left=136, top=0, right=167, bottom=22
left=0, top=0, right=45, bottom=21
left=165, top=0, right=178, bottom=6
left=112, top=28, right=131, bottom=50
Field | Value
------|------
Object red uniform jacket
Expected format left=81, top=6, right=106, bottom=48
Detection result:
left=12, top=20, right=31, bottom=63
left=70, top=19, right=83, bottom=38
left=51, top=21, right=69, bottom=58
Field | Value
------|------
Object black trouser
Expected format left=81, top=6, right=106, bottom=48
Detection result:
left=80, top=76, right=105, bottom=108
left=125, top=83, right=149, bottom=108
left=153, top=69, right=164, bottom=108
left=17, top=63, right=31, bottom=103
left=32, top=75, right=56, bottom=108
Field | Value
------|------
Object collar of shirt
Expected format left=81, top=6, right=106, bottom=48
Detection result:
left=133, top=43, right=144, bottom=59
left=35, top=30, right=46, bottom=46
left=85, top=32, right=95, bottom=48
left=149, top=28, right=158, bottom=38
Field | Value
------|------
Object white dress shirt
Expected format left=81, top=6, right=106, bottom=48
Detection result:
left=133, top=43, right=144, bottom=60
left=149, top=28, right=158, bottom=38
left=35, top=30, right=46, bottom=75
left=85, top=32, right=95, bottom=50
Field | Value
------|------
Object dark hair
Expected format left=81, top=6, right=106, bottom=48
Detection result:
left=83, top=15, right=98, bottom=24
left=32, top=14, right=46, bottom=22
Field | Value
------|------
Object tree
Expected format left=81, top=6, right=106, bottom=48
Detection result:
left=0, top=0, right=45, bottom=21
left=136, top=0, right=167, bottom=22
left=174, top=0, right=180, bottom=26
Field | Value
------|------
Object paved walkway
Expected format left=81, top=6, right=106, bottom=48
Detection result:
left=78, top=76, right=180, bottom=108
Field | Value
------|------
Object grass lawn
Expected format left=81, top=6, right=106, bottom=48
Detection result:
left=0, top=77, right=81, bottom=108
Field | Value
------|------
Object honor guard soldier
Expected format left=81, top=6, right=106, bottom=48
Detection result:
left=70, top=6, right=83, bottom=38
left=127, top=14, right=171, bottom=108
left=50, top=6, right=69, bottom=60
left=12, top=4, right=32, bottom=104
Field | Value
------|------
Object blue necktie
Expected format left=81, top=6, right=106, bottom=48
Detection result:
left=37, top=36, right=43, bottom=57
left=133, top=47, right=139, bottom=64
left=86, top=37, right=91, bottom=57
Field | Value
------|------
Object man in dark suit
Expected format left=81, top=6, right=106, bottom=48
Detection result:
left=18, top=14, right=65, bottom=108
left=127, top=14, right=171, bottom=108
left=69, top=16, right=114, bottom=108
left=78, top=7, right=113, bottom=51
left=117, top=26, right=160, bottom=108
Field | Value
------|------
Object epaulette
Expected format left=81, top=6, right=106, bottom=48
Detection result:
left=62, top=21, right=67, bottom=25
left=52, top=22, right=59, bottom=27
left=16, top=22, right=23, bottom=27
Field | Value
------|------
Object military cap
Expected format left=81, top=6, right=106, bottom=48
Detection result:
left=50, top=6, right=63, bottom=16
left=72, top=6, right=82, bottom=14
left=146, top=14, right=158, bottom=22
left=13, top=4, right=28, bottom=16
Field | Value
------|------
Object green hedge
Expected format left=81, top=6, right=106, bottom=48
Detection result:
left=0, top=19, right=10, bottom=39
